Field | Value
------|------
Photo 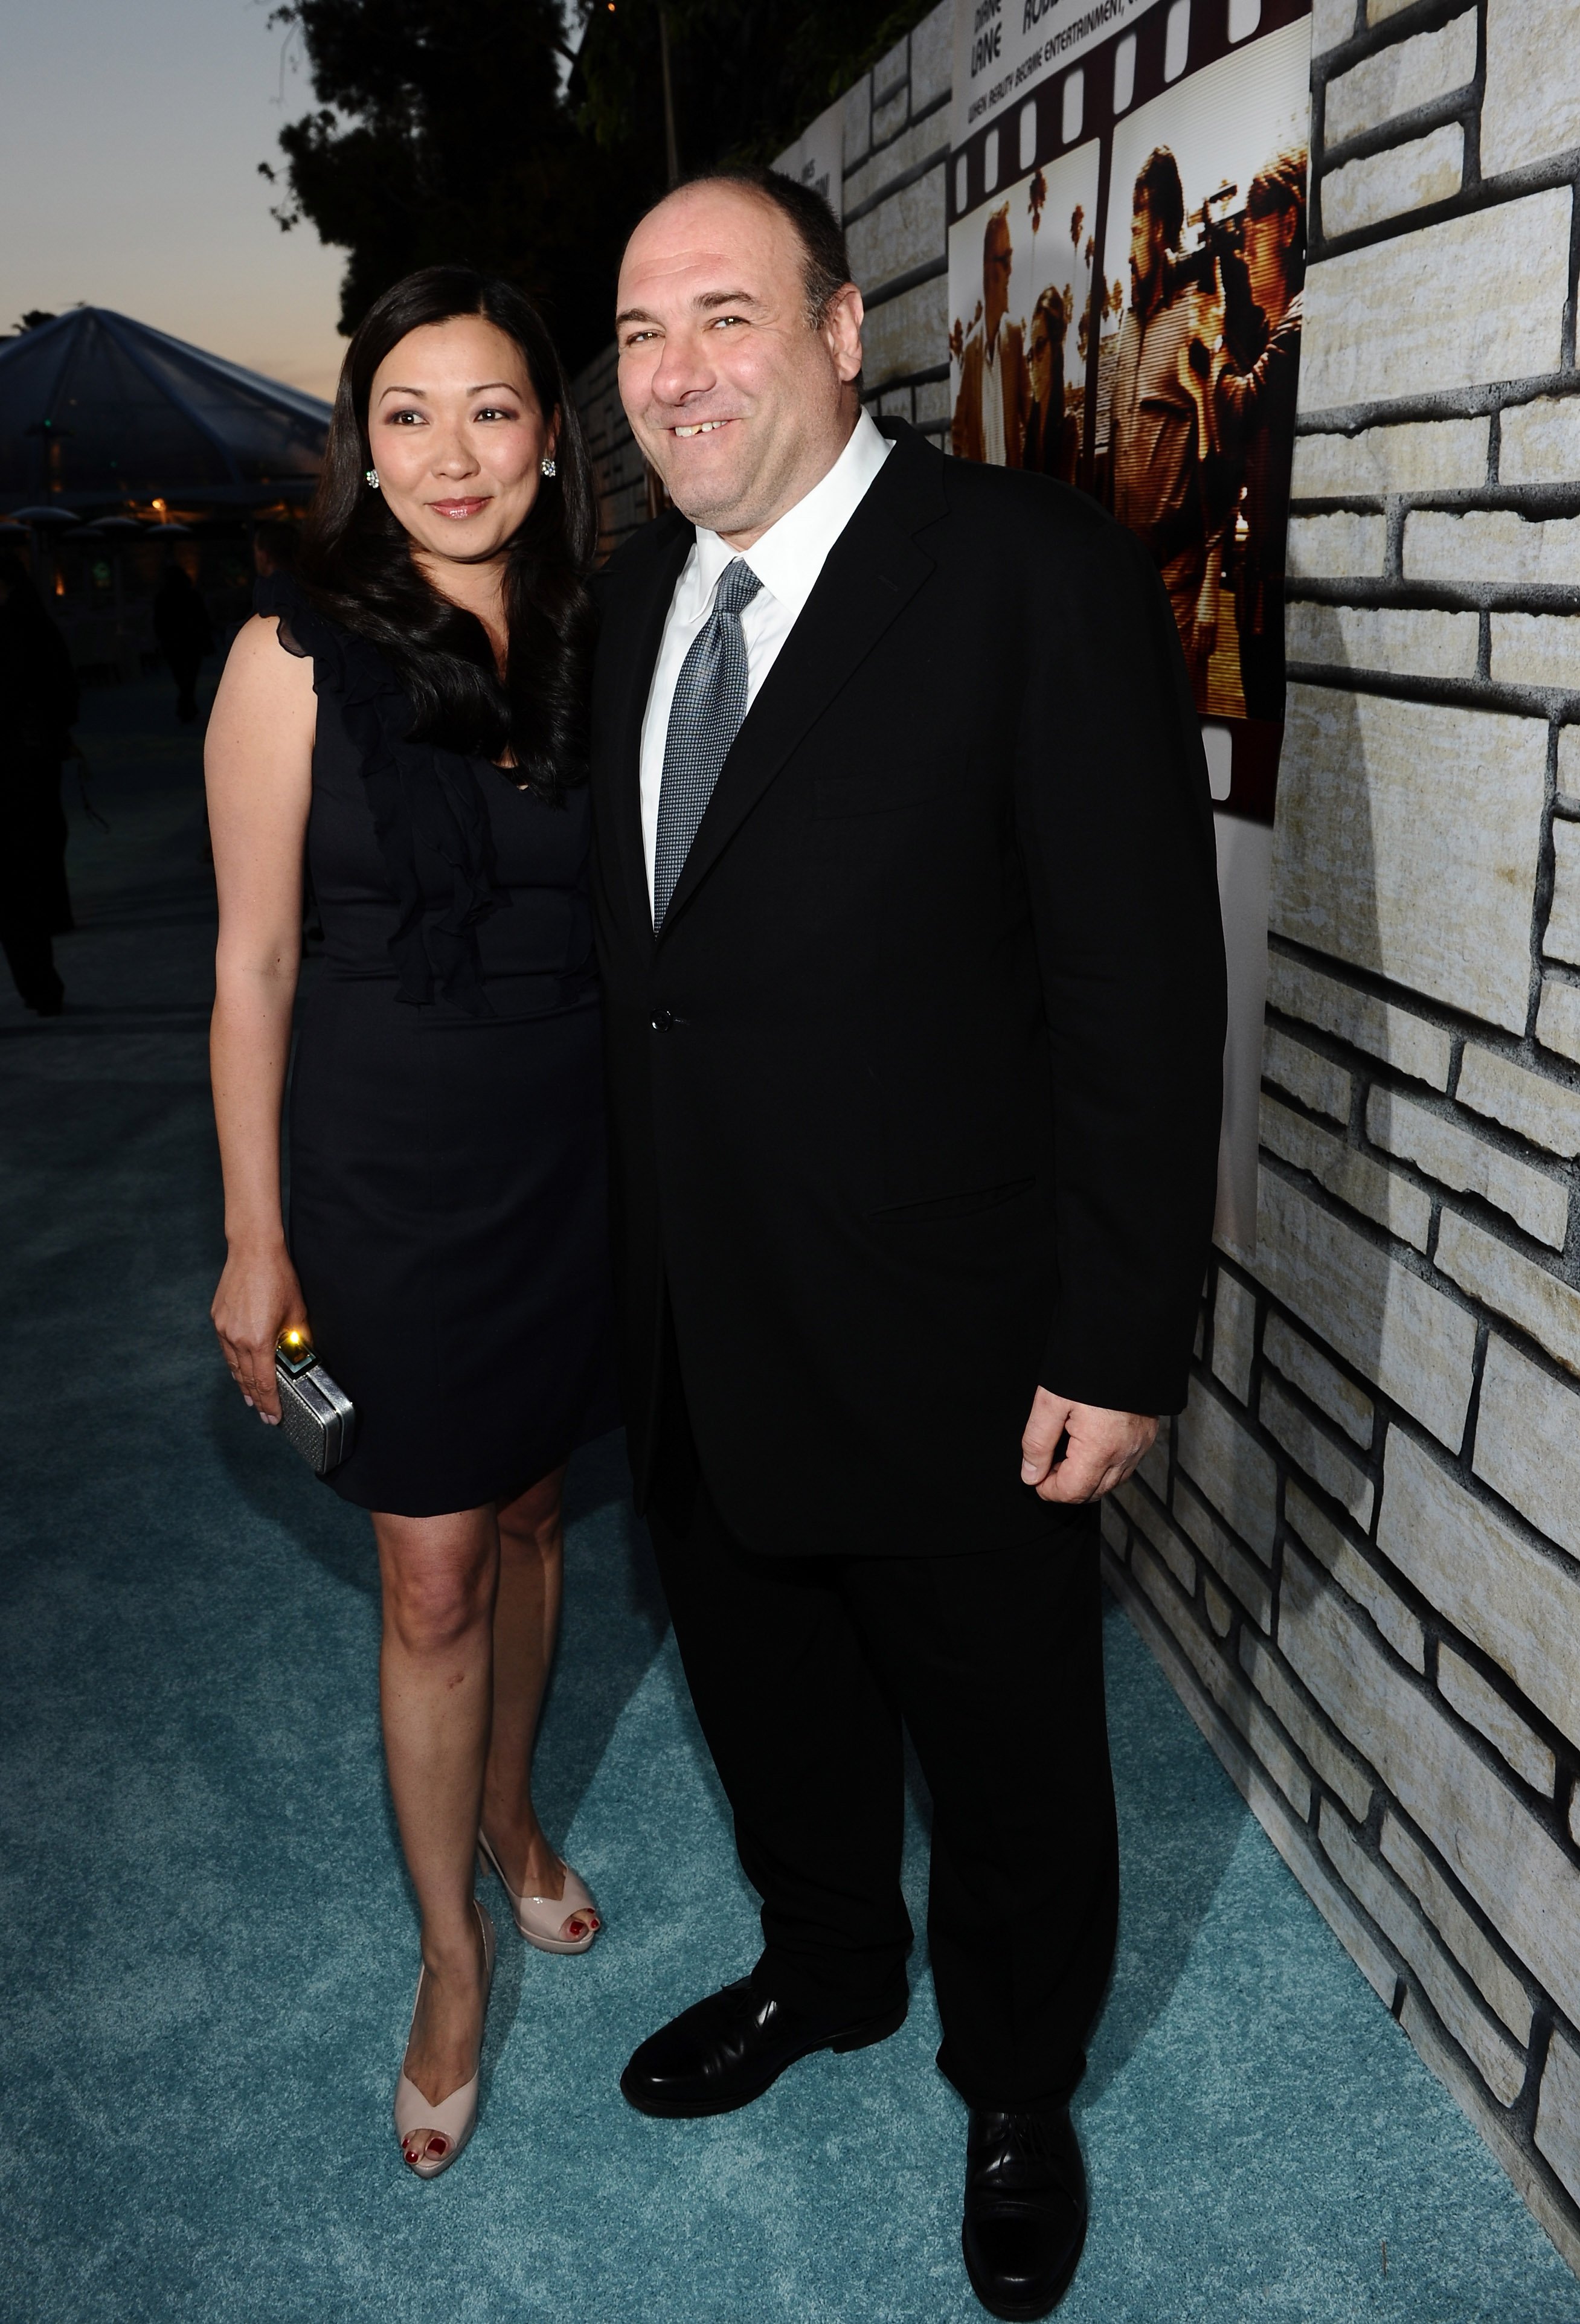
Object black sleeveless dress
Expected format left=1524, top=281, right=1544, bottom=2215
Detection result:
left=262, top=574, right=617, bottom=1517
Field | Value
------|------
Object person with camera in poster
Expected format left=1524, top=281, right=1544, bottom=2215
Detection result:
left=1189, top=151, right=1307, bottom=722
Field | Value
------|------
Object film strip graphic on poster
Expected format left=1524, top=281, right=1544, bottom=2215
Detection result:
left=949, top=0, right=1312, bottom=823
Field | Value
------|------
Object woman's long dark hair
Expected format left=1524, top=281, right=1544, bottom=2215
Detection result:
left=298, top=266, right=597, bottom=800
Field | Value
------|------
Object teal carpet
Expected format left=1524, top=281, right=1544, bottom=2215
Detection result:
left=4, top=679, right=1579, bottom=2323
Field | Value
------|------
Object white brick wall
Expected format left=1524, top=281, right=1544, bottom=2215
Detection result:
left=1267, top=953, right=1453, bottom=1087
left=1474, top=1338, right=1580, bottom=1556
left=1537, top=983, right=1580, bottom=1065
left=1458, top=1047, right=1580, bottom=1155
left=1286, top=601, right=1480, bottom=679
left=1291, top=416, right=1488, bottom=494
left=1321, top=124, right=1463, bottom=236
left=1365, top=1087, right=1570, bottom=1245
left=1103, top=1, right=1580, bottom=2269
left=1501, top=399, right=1580, bottom=487
left=1286, top=510, right=1387, bottom=577
left=1323, top=11, right=1477, bottom=146
left=1264, top=1311, right=1375, bottom=1445
left=1270, top=691, right=1546, bottom=1033
left=1301, top=191, right=1570, bottom=407
left=1405, top=511, right=1580, bottom=588
left=1436, top=1212, right=1580, bottom=1374
left=1482, top=0, right=1580, bottom=176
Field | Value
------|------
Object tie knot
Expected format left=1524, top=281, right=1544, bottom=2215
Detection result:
left=714, top=558, right=763, bottom=618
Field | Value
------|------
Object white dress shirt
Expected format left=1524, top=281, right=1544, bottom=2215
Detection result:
left=638, top=409, right=893, bottom=917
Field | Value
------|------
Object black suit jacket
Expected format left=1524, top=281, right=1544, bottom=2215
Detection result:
left=590, top=420, right=1225, bottom=1559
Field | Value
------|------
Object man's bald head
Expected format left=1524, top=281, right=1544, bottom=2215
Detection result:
left=634, top=167, right=853, bottom=328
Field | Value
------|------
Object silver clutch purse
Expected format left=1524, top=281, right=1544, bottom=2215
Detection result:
left=274, top=1331, right=356, bottom=1475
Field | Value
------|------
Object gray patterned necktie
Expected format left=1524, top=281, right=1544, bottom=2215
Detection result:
left=653, top=557, right=764, bottom=927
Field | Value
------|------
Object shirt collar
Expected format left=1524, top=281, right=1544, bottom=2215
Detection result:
left=692, top=410, right=893, bottom=621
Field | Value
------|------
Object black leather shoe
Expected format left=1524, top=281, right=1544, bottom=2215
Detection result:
left=961, top=2107, right=1088, bottom=2320
left=620, top=1977, right=908, bottom=2118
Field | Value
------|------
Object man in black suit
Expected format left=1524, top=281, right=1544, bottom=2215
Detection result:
left=591, top=167, right=1224, bottom=2320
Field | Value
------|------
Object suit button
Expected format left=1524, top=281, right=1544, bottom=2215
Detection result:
left=651, top=1009, right=673, bottom=1032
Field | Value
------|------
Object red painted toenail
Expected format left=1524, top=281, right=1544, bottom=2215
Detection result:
left=429, top=2137, right=448, bottom=2155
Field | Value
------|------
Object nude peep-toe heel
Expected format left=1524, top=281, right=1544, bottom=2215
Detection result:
left=477, top=1828, right=601, bottom=1955
left=393, top=1899, right=497, bottom=2179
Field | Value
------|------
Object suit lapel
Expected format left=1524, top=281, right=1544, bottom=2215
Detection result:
left=658, top=425, right=945, bottom=937
left=601, top=514, right=693, bottom=947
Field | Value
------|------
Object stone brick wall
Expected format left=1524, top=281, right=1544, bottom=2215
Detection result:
left=839, top=1, right=954, bottom=445
left=576, top=340, right=650, bottom=563
left=1100, top=0, right=1580, bottom=2271
left=571, top=0, right=1580, bottom=2272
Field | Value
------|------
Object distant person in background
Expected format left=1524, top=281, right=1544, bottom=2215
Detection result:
left=251, top=519, right=300, bottom=580
left=153, top=562, right=214, bottom=723
left=0, top=550, right=78, bottom=1016
left=952, top=204, right=1029, bottom=467
left=1023, top=284, right=1079, bottom=485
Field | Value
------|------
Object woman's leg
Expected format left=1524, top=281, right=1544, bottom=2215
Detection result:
left=480, top=1466, right=596, bottom=1940
left=374, top=1503, right=498, bottom=2164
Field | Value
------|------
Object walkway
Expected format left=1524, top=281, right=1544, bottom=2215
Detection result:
left=4, top=678, right=1578, bottom=2322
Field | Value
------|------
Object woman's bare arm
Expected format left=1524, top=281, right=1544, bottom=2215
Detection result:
left=206, top=615, right=316, bottom=1422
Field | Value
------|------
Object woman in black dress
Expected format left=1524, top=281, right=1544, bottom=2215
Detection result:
left=207, top=269, right=616, bottom=2178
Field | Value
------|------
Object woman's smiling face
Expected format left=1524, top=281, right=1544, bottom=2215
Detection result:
left=366, top=314, right=556, bottom=568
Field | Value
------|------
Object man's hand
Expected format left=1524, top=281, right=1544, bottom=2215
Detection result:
left=1020, top=1389, right=1158, bottom=1504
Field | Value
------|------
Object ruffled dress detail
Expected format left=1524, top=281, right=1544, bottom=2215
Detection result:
left=257, top=571, right=507, bottom=1015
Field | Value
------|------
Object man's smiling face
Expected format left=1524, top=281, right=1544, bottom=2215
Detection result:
left=615, top=181, right=863, bottom=548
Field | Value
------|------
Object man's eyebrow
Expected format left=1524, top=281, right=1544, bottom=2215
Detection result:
left=614, top=290, right=763, bottom=328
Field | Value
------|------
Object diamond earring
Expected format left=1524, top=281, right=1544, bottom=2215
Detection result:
left=540, top=456, right=557, bottom=478
left=365, top=467, right=379, bottom=489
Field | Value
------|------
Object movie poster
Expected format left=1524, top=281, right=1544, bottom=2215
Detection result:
left=948, top=140, right=1102, bottom=487
left=1096, top=14, right=1311, bottom=729
left=947, top=0, right=1312, bottom=1251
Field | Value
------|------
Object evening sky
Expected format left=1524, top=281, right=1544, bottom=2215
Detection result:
left=1, top=0, right=347, bottom=399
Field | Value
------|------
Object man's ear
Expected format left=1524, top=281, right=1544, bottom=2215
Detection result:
left=824, top=283, right=865, bottom=387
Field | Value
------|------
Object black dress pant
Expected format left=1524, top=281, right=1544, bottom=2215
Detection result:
left=647, top=1373, right=1119, bottom=2113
